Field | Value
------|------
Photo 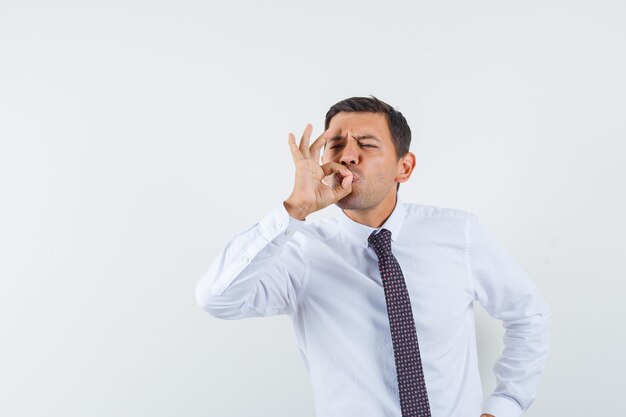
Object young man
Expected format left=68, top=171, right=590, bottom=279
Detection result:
left=195, top=96, right=550, bottom=417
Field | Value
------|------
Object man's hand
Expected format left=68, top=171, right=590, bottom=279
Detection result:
left=283, top=123, right=353, bottom=220
left=480, top=414, right=495, bottom=417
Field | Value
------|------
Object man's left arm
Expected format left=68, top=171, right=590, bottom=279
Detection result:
left=466, top=213, right=551, bottom=417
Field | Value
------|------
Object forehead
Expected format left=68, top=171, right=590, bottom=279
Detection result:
left=327, top=112, right=391, bottom=141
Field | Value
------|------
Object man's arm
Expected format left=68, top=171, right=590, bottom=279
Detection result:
left=195, top=123, right=354, bottom=318
left=467, top=213, right=551, bottom=417
left=195, top=203, right=309, bottom=318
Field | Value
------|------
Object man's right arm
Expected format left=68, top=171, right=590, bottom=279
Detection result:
left=194, top=202, right=308, bottom=319
left=196, top=123, right=353, bottom=319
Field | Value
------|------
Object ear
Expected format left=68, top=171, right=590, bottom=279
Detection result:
left=395, top=152, right=416, bottom=184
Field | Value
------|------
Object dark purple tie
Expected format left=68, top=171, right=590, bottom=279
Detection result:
left=368, top=228, right=432, bottom=417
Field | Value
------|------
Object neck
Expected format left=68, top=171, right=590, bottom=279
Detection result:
left=342, top=189, right=398, bottom=228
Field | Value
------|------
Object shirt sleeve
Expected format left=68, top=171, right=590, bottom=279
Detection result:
left=195, top=202, right=309, bottom=319
left=466, top=213, right=551, bottom=417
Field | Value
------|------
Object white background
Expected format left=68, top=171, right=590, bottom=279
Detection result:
left=1, top=1, right=625, bottom=416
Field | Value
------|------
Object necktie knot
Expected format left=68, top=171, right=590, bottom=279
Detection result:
left=368, top=228, right=393, bottom=258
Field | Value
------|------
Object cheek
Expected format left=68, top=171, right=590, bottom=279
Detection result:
left=370, top=162, right=398, bottom=182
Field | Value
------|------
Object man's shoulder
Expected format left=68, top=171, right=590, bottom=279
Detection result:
left=402, top=201, right=472, bottom=220
left=290, top=202, right=475, bottom=241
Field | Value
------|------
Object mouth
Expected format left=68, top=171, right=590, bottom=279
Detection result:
left=347, top=171, right=360, bottom=182
left=345, top=174, right=359, bottom=184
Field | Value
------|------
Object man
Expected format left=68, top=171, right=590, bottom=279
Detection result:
left=195, top=96, right=550, bottom=417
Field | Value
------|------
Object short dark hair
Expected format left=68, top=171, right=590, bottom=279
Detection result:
left=324, top=95, right=411, bottom=192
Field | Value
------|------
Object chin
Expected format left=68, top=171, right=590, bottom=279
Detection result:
left=336, top=183, right=395, bottom=211
left=336, top=192, right=369, bottom=211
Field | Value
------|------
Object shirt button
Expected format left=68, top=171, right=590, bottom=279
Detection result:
left=275, top=221, right=283, bottom=229
left=242, top=255, right=250, bottom=263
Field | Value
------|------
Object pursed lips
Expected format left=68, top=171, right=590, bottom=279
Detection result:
left=347, top=171, right=360, bottom=182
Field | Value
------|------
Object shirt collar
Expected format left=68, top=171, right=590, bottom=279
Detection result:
left=335, top=193, right=407, bottom=248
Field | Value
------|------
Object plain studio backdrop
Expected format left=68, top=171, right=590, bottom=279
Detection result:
left=1, top=0, right=625, bottom=416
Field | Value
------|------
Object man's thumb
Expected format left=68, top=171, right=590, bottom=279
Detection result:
left=337, top=175, right=353, bottom=196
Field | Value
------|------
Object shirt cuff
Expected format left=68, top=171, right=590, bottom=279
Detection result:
left=483, top=395, right=523, bottom=417
left=258, top=202, right=306, bottom=245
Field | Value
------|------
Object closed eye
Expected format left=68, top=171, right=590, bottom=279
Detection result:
left=330, top=144, right=377, bottom=149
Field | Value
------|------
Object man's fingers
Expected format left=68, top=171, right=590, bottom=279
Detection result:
left=288, top=133, right=304, bottom=162
left=320, top=161, right=352, bottom=178
left=320, top=162, right=353, bottom=200
left=330, top=171, right=353, bottom=199
left=309, top=126, right=339, bottom=163
left=308, top=130, right=327, bottom=164
left=299, top=123, right=313, bottom=158
left=292, top=124, right=339, bottom=163
left=320, top=162, right=353, bottom=198
left=339, top=173, right=353, bottom=191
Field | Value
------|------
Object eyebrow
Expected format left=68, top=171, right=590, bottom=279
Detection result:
left=328, top=134, right=381, bottom=143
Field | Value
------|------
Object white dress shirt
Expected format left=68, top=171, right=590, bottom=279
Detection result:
left=195, top=194, right=550, bottom=417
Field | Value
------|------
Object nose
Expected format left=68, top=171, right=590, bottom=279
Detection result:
left=338, top=139, right=359, bottom=166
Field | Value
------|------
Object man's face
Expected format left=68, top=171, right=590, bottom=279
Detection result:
left=321, top=111, right=401, bottom=211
